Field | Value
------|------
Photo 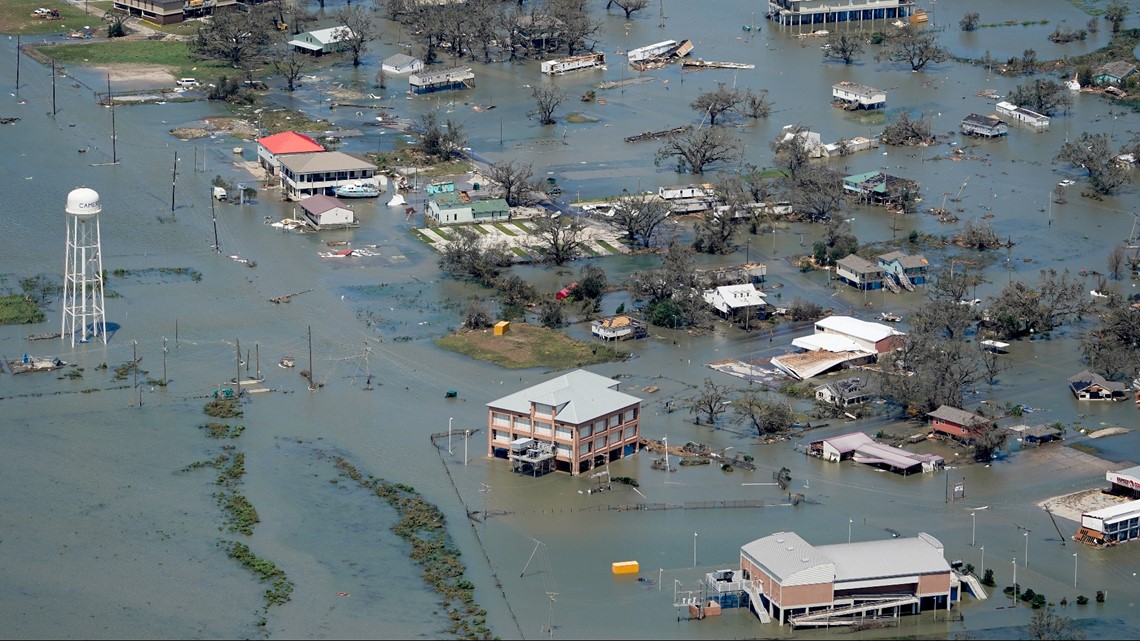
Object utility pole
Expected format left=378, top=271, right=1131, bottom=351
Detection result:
left=170, top=151, right=178, bottom=213
left=235, top=338, right=241, bottom=398
left=15, top=35, right=20, bottom=92
left=162, top=337, right=168, bottom=386
left=108, top=74, right=117, bottom=164
left=255, top=342, right=260, bottom=380
left=51, top=60, right=56, bottom=117
left=132, top=340, right=139, bottom=407
left=448, top=417, right=453, bottom=454
left=546, top=592, right=557, bottom=639
left=307, top=325, right=314, bottom=391
left=464, top=429, right=470, bottom=466
left=211, top=195, right=220, bottom=253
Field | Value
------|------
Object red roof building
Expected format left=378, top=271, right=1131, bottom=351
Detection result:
left=256, top=131, right=325, bottom=176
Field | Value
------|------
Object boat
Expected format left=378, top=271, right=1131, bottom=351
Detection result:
left=387, top=193, right=407, bottom=207
left=7, top=354, right=67, bottom=375
left=279, top=356, right=296, bottom=369
left=319, top=249, right=356, bottom=258
left=334, top=182, right=381, bottom=198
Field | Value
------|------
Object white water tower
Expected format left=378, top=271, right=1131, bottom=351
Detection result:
left=61, top=187, right=107, bottom=347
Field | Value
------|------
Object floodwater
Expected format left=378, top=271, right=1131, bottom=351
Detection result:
left=1, top=0, right=1139, bottom=638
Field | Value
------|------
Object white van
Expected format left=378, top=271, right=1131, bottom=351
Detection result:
left=177, top=78, right=200, bottom=88
left=213, top=187, right=228, bottom=201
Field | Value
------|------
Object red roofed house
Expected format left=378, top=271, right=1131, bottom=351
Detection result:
left=257, top=131, right=325, bottom=176
left=927, top=405, right=988, bottom=440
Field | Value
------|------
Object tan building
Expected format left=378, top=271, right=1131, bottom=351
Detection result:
left=113, top=0, right=237, bottom=25
left=739, top=531, right=955, bottom=627
left=487, top=369, right=641, bottom=476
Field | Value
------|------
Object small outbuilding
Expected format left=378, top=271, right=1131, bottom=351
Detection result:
left=1007, top=424, right=1062, bottom=445
left=1093, top=61, right=1138, bottom=86
left=298, top=194, right=354, bottom=229
left=382, top=53, right=424, bottom=75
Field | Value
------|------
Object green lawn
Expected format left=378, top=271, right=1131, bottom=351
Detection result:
left=492, top=223, right=517, bottom=237
left=38, top=39, right=191, bottom=66
left=409, top=228, right=435, bottom=244
left=511, top=247, right=531, bottom=258
left=0, top=0, right=106, bottom=35
left=510, top=221, right=530, bottom=233
left=472, top=225, right=490, bottom=235
left=431, top=227, right=454, bottom=241
left=581, top=244, right=600, bottom=257
left=595, top=240, right=621, bottom=254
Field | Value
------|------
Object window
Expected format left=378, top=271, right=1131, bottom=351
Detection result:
left=595, top=436, right=607, bottom=450
left=556, top=444, right=571, bottom=459
left=608, top=415, right=620, bottom=429
left=580, top=423, right=593, bottom=439
left=624, top=409, right=636, bottom=423
left=534, top=403, right=553, bottom=419
left=579, top=442, right=591, bottom=456
left=555, top=426, right=573, bottom=441
left=515, top=416, right=531, bottom=430
left=492, top=412, right=510, bottom=427
left=594, top=420, right=605, bottom=434
left=534, top=423, right=553, bottom=437
left=493, top=430, right=509, bottom=443
left=623, top=426, right=636, bottom=441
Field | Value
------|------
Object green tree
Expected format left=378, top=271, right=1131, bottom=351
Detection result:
left=875, top=25, right=949, bottom=72
left=418, top=112, right=467, bottom=160
left=191, top=6, right=280, bottom=69
left=960, top=12, right=980, bottom=31
left=1006, top=79, right=1072, bottom=117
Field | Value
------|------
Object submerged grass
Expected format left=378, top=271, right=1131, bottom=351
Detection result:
left=331, top=456, right=492, bottom=640
left=0, top=294, right=45, bottom=324
left=435, top=322, right=627, bottom=370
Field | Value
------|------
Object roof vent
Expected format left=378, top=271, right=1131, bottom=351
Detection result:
left=802, top=558, right=810, bottom=563
left=776, top=538, right=784, bottom=544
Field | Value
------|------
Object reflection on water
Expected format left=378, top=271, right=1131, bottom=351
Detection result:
left=2, top=0, right=1140, bottom=637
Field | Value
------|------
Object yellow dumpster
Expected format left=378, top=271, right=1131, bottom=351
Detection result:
left=611, top=561, right=639, bottom=575
left=493, top=320, right=510, bottom=335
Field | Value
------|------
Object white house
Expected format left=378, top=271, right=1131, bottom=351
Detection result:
left=703, top=284, right=767, bottom=318
left=995, top=101, right=1049, bottom=129
left=298, top=194, right=354, bottom=229
left=832, top=81, right=886, bottom=110
left=778, top=126, right=827, bottom=158
left=288, top=26, right=356, bottom=56
left=382, top=53, right=424, bottom=75
left=659, top=183, right=715, bottom=200
left=427, top=191, right=510, bottom=225
left=810, top=316, right=905, bottom=354
left=591, top=315, right=646, bottom=341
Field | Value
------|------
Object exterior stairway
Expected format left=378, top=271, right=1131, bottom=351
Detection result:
left=881, top=276, right=901, bottom=293
left=789, top=595, right=920, bottom=628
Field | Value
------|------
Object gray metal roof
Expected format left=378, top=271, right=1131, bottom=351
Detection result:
left=820, top=532, right=950, bottom=582
left=383, top=53, right=420, bottom=67
left=486, top=369, right=640, bottom=425
left=740, top=532, right=836, bottom=587
left=278, top=151, right=375, bottom=174
left=836, top=254, right=881, bottom=275
left=298, top=194, right=348, bottom=215
left=742, top=532, right=949, bottom=588
left=878, top=251, right=929, bottom=269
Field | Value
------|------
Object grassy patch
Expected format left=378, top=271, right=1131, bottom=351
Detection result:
left=511, top=247, right=531, bottom=258
left=432, top=227, right=454, bottom=241
left=492, top=223, right=517, bottom=237
left=435, top=322, right=627, bottom=370
left=204, top=398, right=243, bottom=418
left=37, top=38, right=190, bottom=66
left=0, top=294, right=45, bottom=324
left=510, top=221, right=530, bottom=233
left=565, top=112, right=599, bottom=123
left=409, top=228, right=436, bottom=244
left=595, top=240, right=621, bottom=254
left=472, top=225, right=490, bottom=234
left=0, top=0, right=107, bottom=35
left=582, top=244, right=600, bottom=256
left=224, top=542, right=294, bottom=610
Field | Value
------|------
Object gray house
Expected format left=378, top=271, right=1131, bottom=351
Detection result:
left=960, top=114, right=1008, bottom=138
left=288, top=26, right=355, bottom=56
left=382, top=53, right=424, bottom=75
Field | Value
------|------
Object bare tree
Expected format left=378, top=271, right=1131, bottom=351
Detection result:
left=1105, top=0, right=1131, bottom=33
left=606, top=0, right=650, bottom=19
left=334, top=5, right=380, bottom=67
left=734, top=389, right=796, bottom=435
left=1006, top=79, right=1072, bottom=117
left=531, top=84, right=567, bottom=125
left=1081, top=296, right=1140, bottom=379
left=691, top=84, right=741, bottom=126
left=1108, top=245, right=1128, bottom=280
left=785, top=165, right=845, bottom=222
left=879, top=111, right=936, bottom=145
left=971, top=419, right=1008, bottom=461
left=738, top=88, right=771, bottom=119
left=609, top=191, right=672, bottom=249
left=191, top=5, right=280, bottom=69
left=526, top=212, right=587, bottom=265
left=955, top=219, right=1003, bottom=250
left=1055, top=132, right=1133, bottom=196
left=824, top=32, right=864, bottom=64
left=487, top=161, right=536, bottom=206
left=692, top=207, right=739, bottom=255
left=462, top=300, right=494, bottom=329
left=960, top=12, right=980, bottom=31
left=1027, top=606, right=1086, bottom=640
left=548, top=0, right=602, bottom=56
left=687, top=377, right=732, bottom=425
left=272, top=49, right=308, bottom=92
left=655, top=127, right=742, bottom=174
left=986, top=269, right=1093, bottom=339
left=875, top=25, right=949, bottom=72
left=439, top=228, right=513, bottom=284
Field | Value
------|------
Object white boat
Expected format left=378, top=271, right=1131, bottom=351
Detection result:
left=879, top=312, right=902, bottom=323
left=387, top=193, right=407, bottom=207
left=334, top=182, right=381, bottom=198
left=279, top=356, right=295, bottom=369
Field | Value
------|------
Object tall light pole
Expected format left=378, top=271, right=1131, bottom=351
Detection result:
left=848, top=519, right=853, bottom=543
left=969, top=506, right=988, bottom=547
left=980, top=546, right=984, bottom=577
left=448, top=417, right=453, bottom=454
left=1073, top=552, right=1078, bottom=587
left=1012, top=559, right=1017, bottom=606
left=1024, top=531, right=1029, bottom=567
left=693, top=532, right=698, bottom=567
left=464, top=429, right=471, bottom=466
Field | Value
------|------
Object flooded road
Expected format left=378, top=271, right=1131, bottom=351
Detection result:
left=1, top=0, right=1139, bottom=638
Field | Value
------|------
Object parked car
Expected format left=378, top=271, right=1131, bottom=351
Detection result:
left=176, top=78, right=200, bottom=88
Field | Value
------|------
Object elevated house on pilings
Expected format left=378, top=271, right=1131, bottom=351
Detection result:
left=842, top=171, right=918, bottom=208
left=767, top=0, right=918, bottom=28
